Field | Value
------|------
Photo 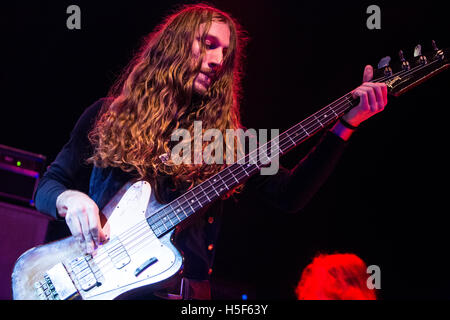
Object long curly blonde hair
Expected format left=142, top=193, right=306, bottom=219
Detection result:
left=87, top=4, right=248, bottom=196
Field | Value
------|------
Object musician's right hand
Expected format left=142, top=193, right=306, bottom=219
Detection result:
left=56, top=190, right=107, bottom=254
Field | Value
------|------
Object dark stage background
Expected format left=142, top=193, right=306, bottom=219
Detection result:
left=1, top=0, right=449, bottom=300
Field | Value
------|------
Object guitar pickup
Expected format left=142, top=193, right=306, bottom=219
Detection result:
left=106, top=238, right=131, bottom=269
left=69, top=256, right=100, bottom=291
left=134, top=257, right=158, bottom=277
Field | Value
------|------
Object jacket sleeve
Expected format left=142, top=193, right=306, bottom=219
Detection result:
left=245, top=130, right=348, bottom=213
left=34, top=99, right=105, bottom=219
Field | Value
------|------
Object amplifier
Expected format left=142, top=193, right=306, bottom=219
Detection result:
left=0, top=144, right=46, bottom=206
left=0, top=201, right=51, bottom=299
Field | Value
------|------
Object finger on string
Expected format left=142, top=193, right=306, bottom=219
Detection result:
left=352, top=89, right=368, bottom=110
left=66, top=211, right=85, bottom=248
left=361, top=86, right=377, bottom=112
left=365, top=83, right=384, bottom=110
left=79, top=210, right=95, bottom=254
left=87, top=209, right=101, bottom=246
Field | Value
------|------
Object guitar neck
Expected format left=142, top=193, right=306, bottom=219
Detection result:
left=147, top=45, right=450, bottom=236
left=147, top=91, right=359, bottom=237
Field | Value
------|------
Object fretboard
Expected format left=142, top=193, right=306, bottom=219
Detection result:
left=147, top=91, right=359, bottom=237
left=146, top=47, right=450, bottom=236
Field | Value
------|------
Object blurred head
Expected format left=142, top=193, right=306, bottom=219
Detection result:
left=296, top=253, right=377, bottom=300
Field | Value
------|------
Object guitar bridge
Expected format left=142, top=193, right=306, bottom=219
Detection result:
left=34, top=263, right=78, bottom=300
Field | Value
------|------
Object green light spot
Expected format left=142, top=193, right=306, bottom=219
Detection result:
left=16, top=161, right=21, bottom=167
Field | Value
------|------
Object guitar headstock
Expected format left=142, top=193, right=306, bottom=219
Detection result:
left=373, top=41, right=449, bottom=97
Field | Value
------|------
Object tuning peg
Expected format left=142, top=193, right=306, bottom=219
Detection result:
left=378, top=56, right=392, bottom=76
left=432, top=40, right=438, bottom=51
left=413, top=44, right=422, bottom=57
left=398, top=50, right=410, bottom=71
left=378, top=56, right=391, bottom=68
left=432, top=40, right=445, bottom=60
left=414, top=44, right=427, bottom=65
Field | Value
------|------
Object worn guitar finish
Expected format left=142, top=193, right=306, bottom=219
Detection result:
left=12, top=181, right=183, bottom=300
left=11, top=43, right=449, bottom=299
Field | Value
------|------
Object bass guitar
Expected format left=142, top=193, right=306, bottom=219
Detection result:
left=12, top=42, right=449, bottom=300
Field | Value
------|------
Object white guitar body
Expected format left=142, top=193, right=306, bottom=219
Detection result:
left=12, top=44, right=450, bottom=299
left=12, top=181, right=184, bottom=300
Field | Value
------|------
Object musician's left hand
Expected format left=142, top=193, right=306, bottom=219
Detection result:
left=342, top=65, right=388, bottom=127
left=330, top=65, right=388, bottom=140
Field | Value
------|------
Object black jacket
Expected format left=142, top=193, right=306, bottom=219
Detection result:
left=35, top=98, right=348, bottom=280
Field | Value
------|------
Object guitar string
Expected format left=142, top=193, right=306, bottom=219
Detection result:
left=134, top=57, right=446, bottom=238
left=86, top=58, right=442, bottom=271
left=91, top=60, right=442, bottom=278
left=141, top=63, right=423, bottom=230
left=146, top=57, right=445, bottom=230
left=89, top=67, right=412, bottom=270
left=89, top=89, right=368, bottom=270
left=69, top=58, right=448, bottom=284
left=88, top=113, right=348, bottom=271
left=90, top=80, right=394, bottom=275
left=149, top=56, right=445, bottom=226
left=88, top=92, right=356, bottom=268
left=90, top=94, right=351, bottom=273
left=115, top=57, right=445, bottom=248
left=87, top=63, right=418, bottom=268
